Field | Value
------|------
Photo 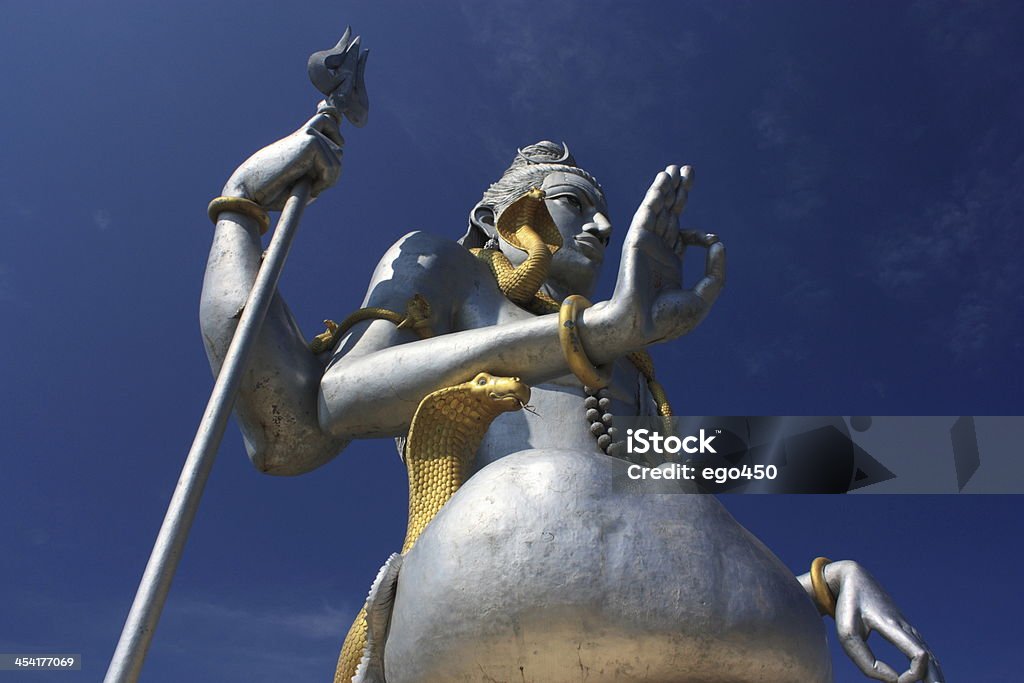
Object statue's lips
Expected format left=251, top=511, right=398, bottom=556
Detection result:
left=574, top=233, right=605, bottom=261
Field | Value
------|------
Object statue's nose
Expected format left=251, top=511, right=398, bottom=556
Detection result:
left=585, top=212, right=612, bottom=245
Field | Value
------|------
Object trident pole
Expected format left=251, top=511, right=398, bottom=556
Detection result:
left=105, top=28, right=367, bottom=682
left=104, top=180, right=312, bottom=682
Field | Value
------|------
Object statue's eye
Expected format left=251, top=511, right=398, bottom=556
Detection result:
left=564, top=196, right=582, bottom=211
left=478, top=377, right=487, bottom=385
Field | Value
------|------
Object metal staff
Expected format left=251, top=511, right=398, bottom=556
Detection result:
left=105, top=29, right=368, bottom=683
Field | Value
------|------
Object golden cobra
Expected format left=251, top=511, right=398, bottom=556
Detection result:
left=471, top=187, right=563, bottom=315
left=311, top=293, right=433, bottom=354
left=473, top=188, right=673, bottom=417
left=334, top=373, right=531, bottom=683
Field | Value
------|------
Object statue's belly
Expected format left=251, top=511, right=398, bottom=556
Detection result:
left=385, top=450, right=831, bottom=683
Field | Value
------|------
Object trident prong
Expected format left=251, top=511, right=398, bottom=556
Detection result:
left=308, top=27, right=370, bottom=127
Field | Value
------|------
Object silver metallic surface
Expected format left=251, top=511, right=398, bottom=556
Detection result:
left=105, top=181, right=312, bottom=683
left=387, top=449, right=831, bottom=682
left=308, top=26, right=369, bottom=128
left=192, top=40, right=943, bottom=678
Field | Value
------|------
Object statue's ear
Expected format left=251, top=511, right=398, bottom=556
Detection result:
left=459, top=202, right=497, bottom=248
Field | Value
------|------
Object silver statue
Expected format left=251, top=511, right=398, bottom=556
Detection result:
left=198, top=34, right=942, bottom=683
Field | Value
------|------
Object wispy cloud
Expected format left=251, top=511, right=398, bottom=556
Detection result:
left=93, top=209, right=112, bottom=231
left=865, top=148, right=1024, bottom=359
left=742, top=335, right=808, bottom=378
left=947, top=295, right=995, bottom=358
left=153, top=593, right=357, bottom=681
left=454, top=1, right=701, bottom=162
left=910, top=0, right=1023, bottom=74
left=168, top=595, right=352, bottom=642
left=749, top=61, right=826, bottom=222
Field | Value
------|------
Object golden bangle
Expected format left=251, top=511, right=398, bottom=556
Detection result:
left=558, top=295, right=612, bottom=390
left=208, top=196, right=270, bottom=235
left=809, top=556, right=837, bottom=618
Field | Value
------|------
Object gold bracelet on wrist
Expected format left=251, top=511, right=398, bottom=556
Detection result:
left=558, top=295, right=612, bottom=390
left=208, top=196, right=270, bottom=235
left=809, top=556, right=837, bottom=618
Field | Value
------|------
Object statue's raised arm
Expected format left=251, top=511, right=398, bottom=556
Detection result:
left=199, top=29, right=368, bottom=475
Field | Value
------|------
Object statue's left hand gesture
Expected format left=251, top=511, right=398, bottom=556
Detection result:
left=604, top=164, right=726, bottom=353
left=221, top=112, right=344, bottom=211
left=818, top=561, right=944, bottom=683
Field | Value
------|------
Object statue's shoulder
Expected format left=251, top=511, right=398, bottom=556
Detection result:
left=365, top=231, right=492, bottom=325
left=373, top=230, right=485, bottom=281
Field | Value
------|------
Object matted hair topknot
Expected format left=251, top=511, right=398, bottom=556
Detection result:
left=459, top=140, right=604, bottom=249
left=513, top=141, right=576, bottom=168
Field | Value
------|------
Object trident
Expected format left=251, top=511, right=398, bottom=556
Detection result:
left=104, top=29, right=368, bottom=682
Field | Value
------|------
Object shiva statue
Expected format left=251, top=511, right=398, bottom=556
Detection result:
left=198, top=45, right=943, bottom=683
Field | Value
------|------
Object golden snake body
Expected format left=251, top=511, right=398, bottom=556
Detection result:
left=334, top=374, right=530, bottom=682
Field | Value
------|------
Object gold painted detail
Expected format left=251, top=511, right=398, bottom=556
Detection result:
left=334, top=373, right=530, bottom=682
left=311, top=294, right=433, bottom=354
left=809, top=556, right=837, bottom=618
left=558, top=295, right=613, bottom=389
left=207, top=196, right=270, bottom=235
left=472, top=187, right=562, bottom=311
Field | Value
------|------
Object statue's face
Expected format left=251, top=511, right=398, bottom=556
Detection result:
left=538, top=171, right=611, bottom=296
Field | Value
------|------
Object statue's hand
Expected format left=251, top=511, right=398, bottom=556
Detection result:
left=828, top=561, right=944, bottom=683
left=221, top=112, right=344, bottom=211
left=605, top=165, right=725, bottom=351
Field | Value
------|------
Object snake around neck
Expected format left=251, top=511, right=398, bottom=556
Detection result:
left=470, top=187, right=675, bottom=431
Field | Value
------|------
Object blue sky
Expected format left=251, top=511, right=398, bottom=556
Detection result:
left=1, top=1, right=1022, bottom=681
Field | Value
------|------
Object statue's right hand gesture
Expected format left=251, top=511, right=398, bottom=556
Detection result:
left=604, top=165, right=725, bottom=352
left=221, top=112, right=344, bottom=211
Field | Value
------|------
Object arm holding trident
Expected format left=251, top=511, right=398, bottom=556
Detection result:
left=197, top=29, right=368, bottom=475
left=105, top=30, right=368, bottom=682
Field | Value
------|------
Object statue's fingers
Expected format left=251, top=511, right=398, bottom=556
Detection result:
left=644, top=171, right=673, bottom=213
left=669, top=165, right=694, bottom=216
left=678, top=230, right=706, bottom=247
left=910, top=629, right=944, bottom=682
left=681, top=165, right=694, bottom=190
left=309, top=134, right=342, bottom=196
left=665, top=165, right=681, bottom=187
left=867, top=619, right=928, bottom=683
left=671, top=182, right=689, bottom=216
left=307, top=113, right=345, bottom=149
left=635, top=229, right=682, bottom=270
left=839, top=633, right=899, bottom=682
left=836, top=603, right=898, bottom=682
left=630, top=203, right=657, bottom=238
left=693, top=242, right=725, bottom=304
left=654, top=208, right=673, bottom=240
left=672, top=232, right=687, bottom=258
left=705, top=240, right=725, bottom=281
